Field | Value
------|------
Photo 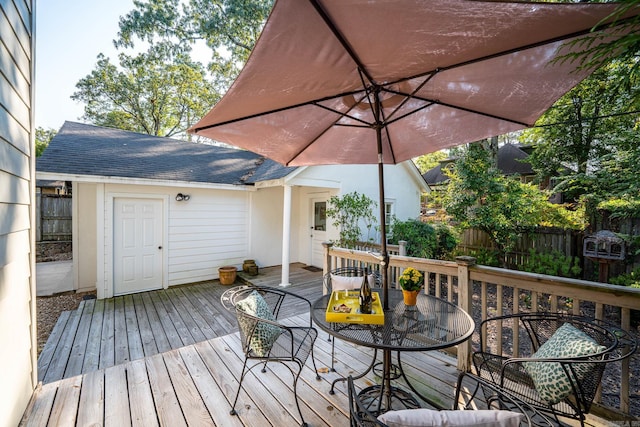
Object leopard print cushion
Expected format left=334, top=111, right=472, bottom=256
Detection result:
left=236, top=291, right=282, bottom=357
left=523, top=323, right=606, bottom=405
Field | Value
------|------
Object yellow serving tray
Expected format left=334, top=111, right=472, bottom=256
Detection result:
left=325, top=290, right=384, bottom=325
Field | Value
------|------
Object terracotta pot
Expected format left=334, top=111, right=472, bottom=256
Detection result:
left=218, top=266, right=237, bottom=285
left=242, top=259, right=259, bottom=276
left=402, top=289, right=420, bottom=306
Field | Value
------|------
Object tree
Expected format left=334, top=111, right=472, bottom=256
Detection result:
left=413, top=151, right=448, bottom=174
left=326, top=192, right=377, bottom=249
left=116, top=0, right=273, bottom=86
left=36, top=127, right=57, bottom=157
left=72, top=48, right=219, bottom=138
left=73, top=0, right=272, bottom=138
left=520, top=60, right=640, bottom=205
left=558, top=0, right=640, bottom=89
left=443, top=143, right=584, bottom=266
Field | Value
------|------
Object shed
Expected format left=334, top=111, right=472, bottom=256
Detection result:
left=37, top=122, right=428, bottom=298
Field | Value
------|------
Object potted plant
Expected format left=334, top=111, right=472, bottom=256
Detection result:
left=399, top=267, right=424, bottom=305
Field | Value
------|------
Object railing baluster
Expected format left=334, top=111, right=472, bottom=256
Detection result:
left=621, top=307, right=631, bottom=413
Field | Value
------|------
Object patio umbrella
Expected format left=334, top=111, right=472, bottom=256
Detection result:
left=191, top=0, right=638, bottom=310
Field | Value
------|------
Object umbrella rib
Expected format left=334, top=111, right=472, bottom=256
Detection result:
left=307, top=0, right=375, bottom=84
left=384, top=96, right=530, bottom=128
left=191, top=90, right=365, bottom=132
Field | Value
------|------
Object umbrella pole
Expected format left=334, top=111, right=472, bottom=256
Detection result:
left=373, top=92, right=390, bottom=311
left=378, top=148, right=390, bottom=311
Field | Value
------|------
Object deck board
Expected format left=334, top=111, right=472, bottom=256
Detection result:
left=83, top=298, right=104, bottom=372
left=99, top=299, right=116, bottom=370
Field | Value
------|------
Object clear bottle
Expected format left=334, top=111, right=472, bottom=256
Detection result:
left=359, top=268, right=372, bottom=314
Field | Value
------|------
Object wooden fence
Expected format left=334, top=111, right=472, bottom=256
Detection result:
left=323, top=243, right=640, bottom=420
left=36, top=193, right=72, bottom=242
left=458, top=227, right=582, bottom=264
left=458, top=223, right=640, bottom=281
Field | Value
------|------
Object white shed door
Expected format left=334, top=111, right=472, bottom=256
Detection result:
left=113, top=198, right=163, bottom=295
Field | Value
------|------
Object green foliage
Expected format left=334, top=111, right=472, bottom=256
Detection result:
left=520, top=60, right=640, bottom=209
left=74, top=0, right=274, bottom=137
left=116, top=0, right=273, bottom=87
left=518, top=249, right=582, bottom=278
left=596, top=199, right=640, bottom=220
left=389, top=219, right=435, bottom=258
left=610, top=267, right=640, bottom=288
left=443, top=143, right=584, bottom=265
left=389, top=219, right=458, bottom=260
left=73, top=49, right=219, bottom=138
left=433, top=223, right=459, bottom=259
left=413, top=151, right=448, bottom=174
left=557, top=0, right=640, bottom=90
left=36, top=127, right=57, bottom=157
left=326, top=192, right=377, bottom=249
left=451, top=247, right=501, bottom=267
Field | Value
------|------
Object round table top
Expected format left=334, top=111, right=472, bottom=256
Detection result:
left=312, top=288, right=475, bottom=352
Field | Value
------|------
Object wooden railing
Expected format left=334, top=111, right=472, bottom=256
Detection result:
left=322, top=242, right=640, bottom=420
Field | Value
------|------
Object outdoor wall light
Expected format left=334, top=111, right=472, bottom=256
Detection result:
left=175, top=193, right=190, bottom=202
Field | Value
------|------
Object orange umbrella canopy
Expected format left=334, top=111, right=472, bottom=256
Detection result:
left=191, top=0, right=636, bottom=167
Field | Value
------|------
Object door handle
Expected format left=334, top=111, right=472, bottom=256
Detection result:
left=158, top=246, right=163, bottom=250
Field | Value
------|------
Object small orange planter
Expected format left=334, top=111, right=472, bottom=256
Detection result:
left=218, top=266, right=237, bottom=285
left=402, top=290, right=420, bottom=306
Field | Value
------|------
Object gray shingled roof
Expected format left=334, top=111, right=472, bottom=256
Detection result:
left=422, top=144, right=534, bottom=185
left=37, top=122, right=296, bottom=185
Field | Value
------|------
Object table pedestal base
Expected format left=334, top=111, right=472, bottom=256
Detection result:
left=358, top=384, right=420, bottom=416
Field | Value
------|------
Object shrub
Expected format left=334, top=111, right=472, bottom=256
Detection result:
left=518, top=249, right=581, bottom=278
left=610, top=267, right=640, bottom=288
left=389, top=219, right=458, bottom=260
left=450, top=247, right=501, bottom=267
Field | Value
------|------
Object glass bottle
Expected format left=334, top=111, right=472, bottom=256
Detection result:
left=359, top=268, right=372, bottom=314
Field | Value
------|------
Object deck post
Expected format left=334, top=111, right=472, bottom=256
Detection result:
left=455, top=256, right=476, bottom=372
left=322, top=242, right=333, bottom=294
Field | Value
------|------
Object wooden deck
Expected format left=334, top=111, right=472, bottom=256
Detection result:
left=25, top=263, right=614, bottom=426
left=37, top=263, right=323, bottom=384
left=23, top=311, right=465, bottom=427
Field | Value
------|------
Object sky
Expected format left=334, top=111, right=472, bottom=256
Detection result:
left=35, top=0, right=136, bottom=131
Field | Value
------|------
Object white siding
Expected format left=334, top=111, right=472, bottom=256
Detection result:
left=93, top=184, right=252, bottom=297
left=167, top=187, right=250, bottom=285
left=249, top=186, right=286, bottom=267
left=75, top=182, right=97, bottom=292
left=0, top=0, right=36, bottom=425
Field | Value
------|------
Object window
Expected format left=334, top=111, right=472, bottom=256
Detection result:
left=384, top=201, right=394, bottom=226
left=314, top=201, right=326, bottom=231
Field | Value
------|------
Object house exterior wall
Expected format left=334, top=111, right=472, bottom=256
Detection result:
left=292, top=163, right=424, bottom=243
left=75, top=182, right=97, bottom=292
left=87, top=183, right=253, bottom=298
left=0, top=0, right=36, bottom=425
left=249, top=186, right=286, bottom=267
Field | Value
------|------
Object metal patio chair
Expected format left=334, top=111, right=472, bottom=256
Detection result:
left=348, top=374, right=551, bottom=427
left=472, top=312, right=637, bottom=427
left=222, top=285, right=320, bottom=427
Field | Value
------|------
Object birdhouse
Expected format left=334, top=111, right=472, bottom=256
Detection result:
left=583, top=230, right=625, bottom=261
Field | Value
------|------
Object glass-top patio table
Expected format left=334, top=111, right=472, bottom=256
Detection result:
left=311, top=288, right=475, bottom=415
